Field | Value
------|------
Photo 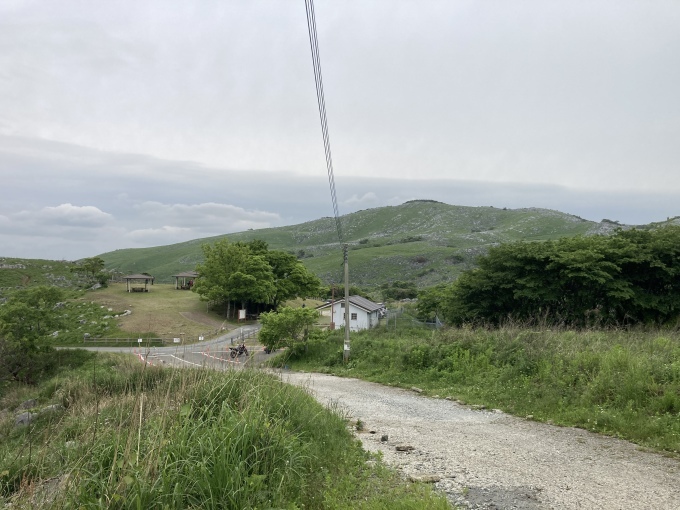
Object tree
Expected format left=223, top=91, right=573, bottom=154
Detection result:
left=416, top=284, right=449, bottom=322
left=265, top=250, right=321, bottom=308
left=227, top=254, right=276, bottom=309
left=81, top=256, right=105, bottom=277
left=193, top=240, right=262, bottom=316
left=437, top=226, right=680, bottom=327
left=258, top=307, right=320, bottom=352
left=71, top=257, right=108, bottom=286
left=193, top=239, right=320, bottom=316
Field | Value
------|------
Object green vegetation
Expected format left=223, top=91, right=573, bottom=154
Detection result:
left=0, top=353, right=449, bottom=509
left=83, top=283, right=232, bottom=344
left=258, top=307, right=321, bottom=353
left=98, top=201, right=624, bottom=288
left=0, top=258, right=93, bottom=295
left=0, top=287, right=66, bottom=384
left=379, top=280, right=418, bottom=301
left=280, top=321, right=680, bottom=454
left=421, top=226, right=680, bottom=327
left=193, top=239, right=321, bottom=318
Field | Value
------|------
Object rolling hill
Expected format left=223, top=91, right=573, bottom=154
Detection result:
left=98, top=200, right=632, bottom=289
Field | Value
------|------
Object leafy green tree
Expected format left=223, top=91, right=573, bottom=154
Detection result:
left=193, top=239, right=320, bottom=316
left=265, top=250, right=321, bottom=307
left=71, top=256, right=108, bottom=287
left=416, top=284, right=449, bottom=321
left=438, top=226, right=680, bottom=327
left=81, top=256, right=105, bottom=277
left=193, top=240, right=258, bottom=316
left=258, top=307, right=320, bottom=352
left=227, top=254, right=276, bottom=309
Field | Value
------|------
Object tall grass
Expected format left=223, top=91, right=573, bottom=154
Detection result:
left=0, top=353, right=448, bottom=509
left=285, top=323, right=680, bottom=454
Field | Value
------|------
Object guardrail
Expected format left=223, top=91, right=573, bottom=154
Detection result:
left=83, top=337, right=181, bottom=345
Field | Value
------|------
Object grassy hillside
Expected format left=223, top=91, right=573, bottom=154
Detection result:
left=0, top=258, right=86, bottom=292
left=0, top=354, right=448, bottom=509
left=100, top=200, right=624, bottom=288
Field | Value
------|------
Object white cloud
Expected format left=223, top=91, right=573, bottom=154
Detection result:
left=132, top=201, right=280, bottom=231
left=125, top=225, right=194, bottom=245
left=343, top=192, right=378, bottom=206
left=18, top=203, right=112, bottom=226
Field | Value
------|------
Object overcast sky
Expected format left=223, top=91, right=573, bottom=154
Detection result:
left=2, top=0, right=679, bottom=260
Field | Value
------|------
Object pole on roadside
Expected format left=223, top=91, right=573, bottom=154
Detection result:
left=343, top=244, right=350, bottom=362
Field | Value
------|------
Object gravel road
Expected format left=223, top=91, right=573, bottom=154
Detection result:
left=280, top=371, right=680, bottom=510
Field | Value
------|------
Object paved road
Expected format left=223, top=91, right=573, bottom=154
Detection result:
left=72, top=324, right=270, bottom=368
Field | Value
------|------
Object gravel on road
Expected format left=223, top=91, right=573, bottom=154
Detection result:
left=280, top=371, right=680, bottom=510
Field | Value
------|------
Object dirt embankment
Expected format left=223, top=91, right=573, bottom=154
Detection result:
left=281, top=372, right=680, bottom=510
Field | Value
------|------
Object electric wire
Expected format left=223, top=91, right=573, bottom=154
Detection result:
left=304, top=0, right=344, bottom=245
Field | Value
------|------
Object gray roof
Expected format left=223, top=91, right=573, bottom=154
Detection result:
left=316, top=295, right=383, bottom=313
left=123, top=274, right=155, bottom=280
left=172, top=271, right=199, bottom=278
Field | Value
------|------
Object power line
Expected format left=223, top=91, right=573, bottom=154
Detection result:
left=304, top=0, right=351, bottom=362
left=304, top=0, right=343, bottom=245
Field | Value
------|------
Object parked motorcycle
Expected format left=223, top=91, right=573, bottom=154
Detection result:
left=229, top=342, right=249, bottom=359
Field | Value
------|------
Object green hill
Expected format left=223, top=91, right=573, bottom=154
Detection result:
left=0, top=258, right=87, bottom=293
left=98, top=200, right=630, bottom=289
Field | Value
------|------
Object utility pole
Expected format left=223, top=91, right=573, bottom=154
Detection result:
left=343, top=244, right=350, bottom=362
left=330, top=283, right=335, bottom=330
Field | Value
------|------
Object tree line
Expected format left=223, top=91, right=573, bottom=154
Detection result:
left=419, top=226, right=680, bottom=327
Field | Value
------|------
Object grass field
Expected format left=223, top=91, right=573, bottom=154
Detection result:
left=84, top=284, right=234, bottom=342
left=80, top=285, right=325, bottom=345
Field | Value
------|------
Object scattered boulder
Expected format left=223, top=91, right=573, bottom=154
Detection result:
left=411, top=387, right=424, bottom=394
left=381, top=434, right=389, bottom=442
left=408, top=474, right=441, bottom=483
left=396, top=445, right=415, bottom=452
left=15, top=412, right=35, bottom=426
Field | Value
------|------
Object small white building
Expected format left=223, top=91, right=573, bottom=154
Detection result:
left=316, top=295, right=383, bottom=332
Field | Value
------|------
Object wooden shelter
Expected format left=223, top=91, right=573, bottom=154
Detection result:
left=123, top=274, right=155, bottom=293
left=172, top=271, right=198, bottom=290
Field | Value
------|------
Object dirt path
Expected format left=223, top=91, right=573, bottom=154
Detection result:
left=280, top=372, right=680, bottom=509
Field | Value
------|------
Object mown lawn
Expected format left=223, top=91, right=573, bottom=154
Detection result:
left=83, top=283, right=233, bottom=343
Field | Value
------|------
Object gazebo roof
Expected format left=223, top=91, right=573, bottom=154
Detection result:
left=123, top=274, right=155, bottom=280
left=171, top=271, right=199, bottom=278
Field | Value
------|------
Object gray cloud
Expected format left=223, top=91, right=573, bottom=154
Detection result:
left=1, top=1, right=678, bottom=259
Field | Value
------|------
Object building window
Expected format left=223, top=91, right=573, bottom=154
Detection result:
left=351, top=313, right=357, bottom=320
left=340, top=302, right=345, bottom=308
